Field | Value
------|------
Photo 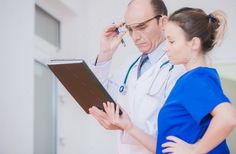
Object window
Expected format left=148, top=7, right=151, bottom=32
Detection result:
left=35, top=5, right=60, bottom=47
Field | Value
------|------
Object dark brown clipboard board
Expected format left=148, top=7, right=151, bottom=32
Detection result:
left=48, top=59, right=122, bottom=115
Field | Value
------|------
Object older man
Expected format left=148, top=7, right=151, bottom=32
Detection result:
left=89, top=0, right=184, bottom=153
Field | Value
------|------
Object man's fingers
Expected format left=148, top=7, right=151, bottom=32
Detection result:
left=110, top=102, right=115, bottom=114
left=103, top=102, right=108, bottom=112
left=114, top=22, right=125, bottom=28
left=91, top=106, right=107, bottom=119
left=103, top=102, right=112, bottom=118
left=118, top=31, right=126, bottom=39
left=111, top=22, right=125, bottom=28
left=103, top=32, right=116, bottom=37
left=106, top=102, right=113, bottom=121
left=103, top=22, right=124, bottom=33
left=115, top=104, right=119, bottom=115
left=89, top=107, right=105, bottom=123
left=103, top=22, right=126, bottom=36
left=92, top=113, right=110, bottom=129
left=112, top=31, right=126, bottom=45
left=90, top=105, right=117, bottom=129
left=103, top=102, right=113, bottom=119
left=103, top=24, right=117, bottom=33
left=115, top=104, right=120, bottom=122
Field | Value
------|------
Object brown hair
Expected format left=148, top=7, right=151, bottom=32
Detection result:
left=169, top=7, right=227, bottom=53
left=151, top=0, right=168, bottom=16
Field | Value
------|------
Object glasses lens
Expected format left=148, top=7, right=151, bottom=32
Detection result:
left=125, top=15, right=162, bottom=34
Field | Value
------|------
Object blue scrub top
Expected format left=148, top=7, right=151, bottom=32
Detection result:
left=156, top=67, right=230, bottom=154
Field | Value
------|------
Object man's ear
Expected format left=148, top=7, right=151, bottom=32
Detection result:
left=190, top=37, right=201, bottom=51
left=159, top=15, right=168, bottom=30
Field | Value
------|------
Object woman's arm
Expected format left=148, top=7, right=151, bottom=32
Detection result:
left=162, top=102, right=236, bottom=154
left=103, top=102, right=156, bottom=154
left=126, top=124, right=157, bottom=153
left=192, top=102, right=236, bottom=153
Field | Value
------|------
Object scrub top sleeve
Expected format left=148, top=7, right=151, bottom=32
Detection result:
left=180, top=76, right=230, bottom=125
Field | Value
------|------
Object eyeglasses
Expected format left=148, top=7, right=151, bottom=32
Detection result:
left=125, top=15, right=162, bottom=34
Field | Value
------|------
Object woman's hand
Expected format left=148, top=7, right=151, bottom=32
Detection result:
left=103, top=101, right=133, bottom=131
left=162, top=136, right=197, bottom=154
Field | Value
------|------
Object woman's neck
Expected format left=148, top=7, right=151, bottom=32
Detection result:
left=184, top=53, right=207, bottom=71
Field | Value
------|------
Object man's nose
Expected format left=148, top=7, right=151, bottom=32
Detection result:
left=131, top=30, right=141, bottom=42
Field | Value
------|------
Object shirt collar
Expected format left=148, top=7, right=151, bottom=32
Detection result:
left=147, top=41, right=165, bottom=65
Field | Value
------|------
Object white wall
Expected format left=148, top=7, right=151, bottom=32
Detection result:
left=0, top=0, right=34, bottom=153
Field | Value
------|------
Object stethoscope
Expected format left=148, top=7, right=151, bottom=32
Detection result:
left=119, top=55, right=173, bottom=95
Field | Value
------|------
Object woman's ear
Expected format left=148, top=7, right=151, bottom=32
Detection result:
left=190, top=37, right=201, bottom=51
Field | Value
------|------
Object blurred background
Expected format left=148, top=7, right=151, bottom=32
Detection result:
left=0, top=0, right=235, bottom=153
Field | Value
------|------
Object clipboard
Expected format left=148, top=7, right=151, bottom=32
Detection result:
left=48, top=59, right=122, bottom=115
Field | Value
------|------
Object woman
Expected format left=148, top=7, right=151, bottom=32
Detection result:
left=102, top=7, right=236, bottom=154
left=156, top=7, right=236, bottom=154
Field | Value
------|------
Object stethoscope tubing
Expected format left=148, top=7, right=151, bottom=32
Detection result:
left=123, top=56, right=141, bottom=85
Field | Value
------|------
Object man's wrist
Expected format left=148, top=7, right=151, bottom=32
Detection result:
left=97, top=52, right=112, bottom=63
left=125, top=123, right=134, bottom=134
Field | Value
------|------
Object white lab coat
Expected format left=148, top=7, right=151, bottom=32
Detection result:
left=91, top=53, right=185, bottom=154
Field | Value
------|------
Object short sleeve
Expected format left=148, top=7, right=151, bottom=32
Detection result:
left=179, top=73, right=230, bottom=125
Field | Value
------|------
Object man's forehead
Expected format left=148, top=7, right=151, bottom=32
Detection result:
left=124, top=0, right=154, bottom=25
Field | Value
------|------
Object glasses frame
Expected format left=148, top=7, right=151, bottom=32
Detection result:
left=125, top=15, right=162, bottom=33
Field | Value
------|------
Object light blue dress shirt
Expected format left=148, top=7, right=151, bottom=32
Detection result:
left=139, top=42, right=165, bottom=77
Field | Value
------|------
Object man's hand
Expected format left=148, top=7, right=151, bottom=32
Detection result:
left=103, top=102, right=133, bottom=132
left=98, top=22, right=126, bottom=63
left=89, top=106, right=122, bottom=130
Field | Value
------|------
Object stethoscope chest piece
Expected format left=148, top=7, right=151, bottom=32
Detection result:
left=119, top=84, right=128, bottom=95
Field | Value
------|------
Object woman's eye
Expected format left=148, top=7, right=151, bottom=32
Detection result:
left=169, top=40, right=175, bottom=44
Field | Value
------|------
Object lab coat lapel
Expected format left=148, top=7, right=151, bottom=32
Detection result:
left=147, top=55, right=170, bottom=96
left=125, top=54, right=170, bottom=96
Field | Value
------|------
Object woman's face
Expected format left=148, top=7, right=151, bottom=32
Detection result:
left=165, top=22, right=193, bottom=65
